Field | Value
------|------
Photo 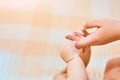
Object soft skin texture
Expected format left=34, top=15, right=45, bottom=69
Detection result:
left=104, top=57, right=120, bottom=80
left=54, top=30, right=91, bottom=80
left=60, top=41, right=91, bottom=66
left=54, top=42, right=89, bottom=80
left=66, top=18, right=120, bottom=48
left=63, top=18, right=120, bottom=80
left=65, top=29, right=91, bottom=67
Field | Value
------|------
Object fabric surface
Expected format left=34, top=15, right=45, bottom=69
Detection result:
left=0, top=0, right=120, bottom=80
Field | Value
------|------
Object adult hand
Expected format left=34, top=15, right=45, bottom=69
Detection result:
left=66, top=18, right=120, bottom=48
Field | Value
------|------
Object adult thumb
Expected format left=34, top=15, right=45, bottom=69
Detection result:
left=75, top=37, right=92, bottom=48
left=75, top=31, right=101, bottom=48
left=83, top=19, right=103, bottom=29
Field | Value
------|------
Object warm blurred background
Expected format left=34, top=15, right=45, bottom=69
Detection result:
left=0, top=0, right=120, bottom=80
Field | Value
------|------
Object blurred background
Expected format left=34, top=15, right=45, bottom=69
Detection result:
left=0, top=0, right=120, bottom=80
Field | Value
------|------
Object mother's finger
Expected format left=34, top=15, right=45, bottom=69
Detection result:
left=65, top=35, right=80, bottom=41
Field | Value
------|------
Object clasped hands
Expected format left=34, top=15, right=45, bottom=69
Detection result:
left=54, top=29, right=91, bottom=80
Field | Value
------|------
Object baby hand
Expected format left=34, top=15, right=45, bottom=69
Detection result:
left=65, top=29, right=91, bottom=66
left=60, top=41, right=80, bottom=63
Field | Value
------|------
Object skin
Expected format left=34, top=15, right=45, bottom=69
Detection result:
left=65, top=18, right=120, bottom=80
left=65, top=29, right=91, bottom=67
left=54, top=30, right=91, bottom=80
left=66, top=18, right=120, bottom=48
left=104, top=57, right=120, bottom=80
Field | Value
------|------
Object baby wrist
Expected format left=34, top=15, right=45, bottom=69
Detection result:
left=66, top=54, right=80, bottom=63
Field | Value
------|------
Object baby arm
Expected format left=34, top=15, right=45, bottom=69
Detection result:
left=67, top=51, right=88, bottom=80
left=54, top=42, right=89, bottom=80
